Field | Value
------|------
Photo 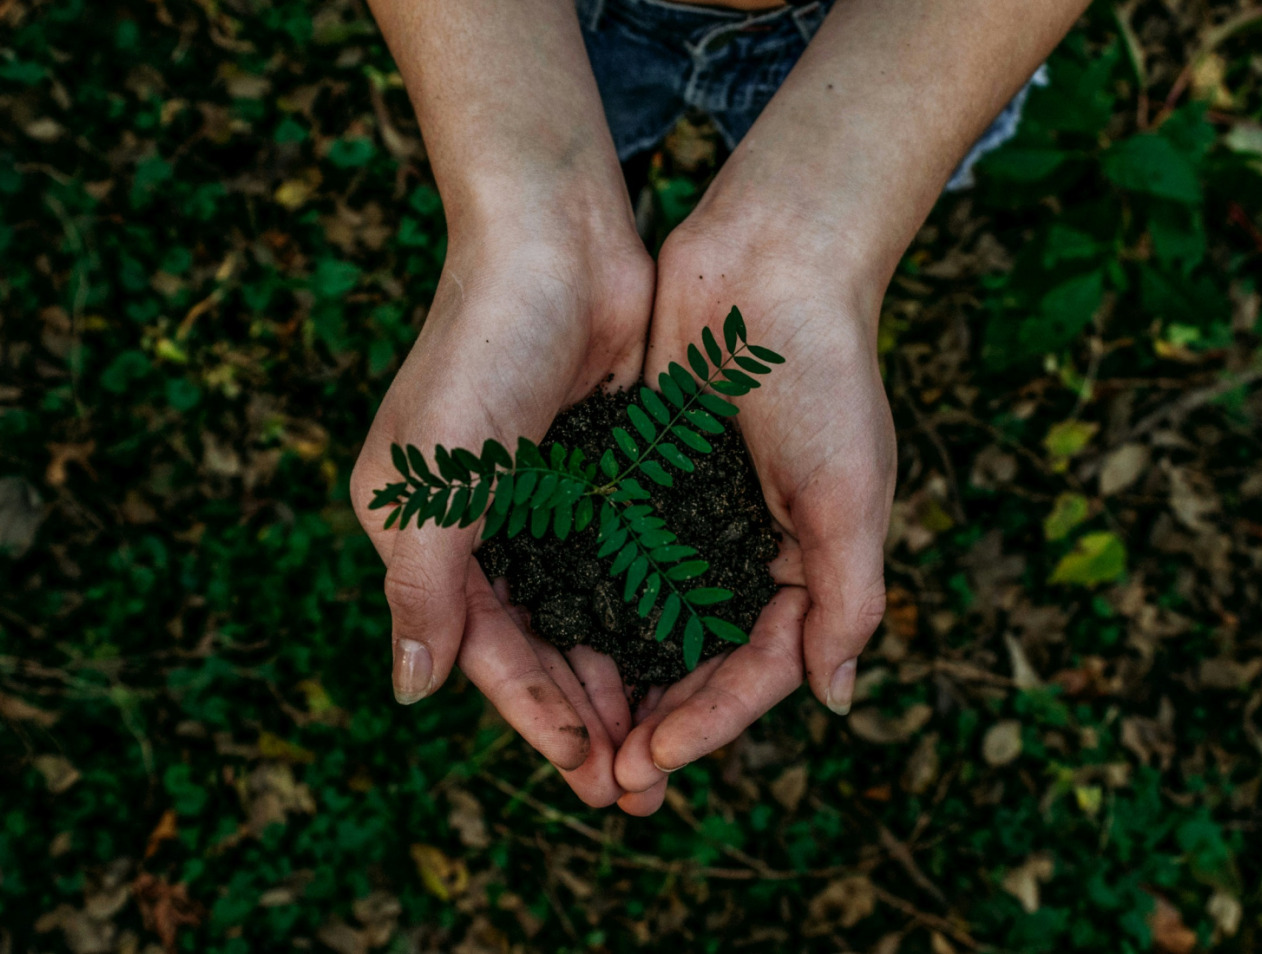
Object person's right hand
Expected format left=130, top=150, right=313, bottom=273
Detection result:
left=350, top=213, right=654, bottom=807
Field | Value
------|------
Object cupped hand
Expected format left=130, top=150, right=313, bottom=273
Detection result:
left=613, top=214, right=898, bottom=815
left=350, top=219, right=654, bottom=807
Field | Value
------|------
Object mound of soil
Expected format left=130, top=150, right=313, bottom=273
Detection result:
left=476, top=386, right=779, bottom=688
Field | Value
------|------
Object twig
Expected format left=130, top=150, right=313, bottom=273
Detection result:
left=870, top=885, right=979, bottom=950
left=1121, top=363, right=1262, bottom=443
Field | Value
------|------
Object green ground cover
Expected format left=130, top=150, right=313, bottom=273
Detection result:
left=2, top=1, right=1260, bottom=951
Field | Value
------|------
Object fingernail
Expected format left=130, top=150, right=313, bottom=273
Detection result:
left=652, top=758, right=688, bottom=775
left=827, top=658, right=857, bottom=716
left=393, top=639, right=432, bottom=705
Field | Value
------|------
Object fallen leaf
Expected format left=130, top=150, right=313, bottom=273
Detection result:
left=770, top=764, right=809, bottom=812
left=1207, top=890, right=1242, bottom=938
left=144, top=810, right=178, bottom=860
left=1049, top=532, right=1127, bottom=586
left=33, top=754, right=80, bottom=794
left=131, top=873, right=204, bottom=954
left=1002, top=853, right=1055, bottom=913
left=1003, top=634, right=1042, bottom=690
left=241, top=762, right=316, bottom=837
left=1099, top=444, right=1150, bottom=496
left=901, top=732, right=940, bottom=795
left=257, top=731, right=315, bottom=764
left=34, top=903, right=113, bottom=954
left=1044, top=492, right=1090, bottom=541
left=411, top=844, right=468, bottom=901
left=848, top=704, right=933, bottom=745
left=1148, top=892, right=1197, bottom=954
left=1043, top=420, right=1098, bottom=470
left=316, top=920, right=367, bottom=954
left=0, top=691, right=59, bottom=726
left=805, top=876, right=876, bottom=934
left=0, top=475, right=45, bottom=557
left=982, top=720, right=1023, bottom=766
left=447, top=789, right=490, bottom=850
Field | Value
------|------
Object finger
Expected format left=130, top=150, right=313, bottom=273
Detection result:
left=647, top=587, right=808, bottom=773
left=458, top=571, right=593, bottom=772
left=614, top=654, right=727, bottom=794
left=795, top=476, right=891, bottom=716
left=617, top=778, right=668, bottom=817
left=566, top=645, right=634, bottom=747
left=384, top=523, right=477, bottom=703
left=527, top=635, right=623, bottom=808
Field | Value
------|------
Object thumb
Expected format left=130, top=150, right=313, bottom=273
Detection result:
left=796, top=477, right=891, bottom=716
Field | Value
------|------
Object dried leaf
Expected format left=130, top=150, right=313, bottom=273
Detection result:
left=805, top=876, right=876, bottom=934
left=144, top=810, right=178, bottom=860
left=848, top=704, right=933, bottom=745
left=901, top=732, right=940, bottom=795
left=447, top=789, right=489, bottom=850
left=1002, top=853, right=1055, bottom=913
left=1148, top=892, right=1197, bottom=954
left=770, top=764, right=809, bottom=812
left=982, top=720, right=1023, bottom=766
left=131, top=873, right=204, bottom=954
left=1099, top=444, right=1150, bottom=496
left=33, top=754, right=80, bottom=794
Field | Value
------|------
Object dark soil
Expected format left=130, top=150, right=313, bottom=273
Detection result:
left=476, top=386, right=779, bottom=688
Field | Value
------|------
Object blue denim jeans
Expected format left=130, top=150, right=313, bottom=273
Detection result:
left=576, top=0, right=1047, bottom=191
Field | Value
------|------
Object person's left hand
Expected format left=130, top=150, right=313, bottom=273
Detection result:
left=612, top=204, right=899, bottom=816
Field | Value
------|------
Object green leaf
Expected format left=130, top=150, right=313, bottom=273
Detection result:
left=711, top=379, right=748, bottom=397
left=685, top=409, right=725, bottom=434
left=440, top=487, right=469, bottom=527
left=532, top=473, right=559, bottom=508
left=698, top=393, right=739, bottom=417
left=723, top=306, right=742, bottom=352
left=597, top=527, right=627, bottom=558
left=1044, top=492, right=1091, bottom=541
left=481, top=503, right=508, bottom=540
left=747, top=345, right=785, bottom=364
left=638, top=528, right=675, bottom=549
left=575, top=496, right=594, bottom=533
left=981, top=148, right=1069, bottom=182
left=481, top=439, right=512, bottom=470
left=734, top=355, right=770, bottom=375
left=369, top=482, right=408, bottom=510
left=529, top=506, right=550, bottom=538
left=722, top=368, right=759, bottom=389
left=671, top=426, right=712, bottom=454
left=650, top=545, right=696, bottom=562
left=491, top=474, right=515, bottom=514
left=683, top=616, right=705, bottom=671
left=640, top=460, right=673, bottom=487
left=637, top=574, right=661, bottom=617
left=1102, top=134, right=1202, bottom=204
left=600, top=449, right=618, bottom=479
left=453, top=447, right=483, bottom=475
left=514, top=472, right=538, bottom=505
left=703, top=616, right=748, bottom=643
left=701, top=327, right=722, bottom=366
left=506, top=502, right=529, bottom=538
left=686, top=588, right=733, bottom=606
left=640, top=387, right=671, bottom=424
left=1049, top=531, right=1128, bottom=586
left=624, top=556, right=649, bottom=601
left=627, top=404, right=656, bottom=443
left=687, top=343, right=709, bottom=380
left=435, top=445, right=470, bottom=482
left=610, top=542, right=638, bottom=575
left=666, top=560, right=708, bottom=581
left=668, top=362, right=698, bottom=394
left=621, top=478, right=652, bottom=501
left=656, top=594, right=681, bottom=641
left=400, top=493, right=425, bottom=530
left=553, top=501, right=573, bottom=540
left=656, top=443, right=694, bottom=472
left=406, top=446, right=429, bottom=480
left=461, top=478, right=491, bottom=527
left=613, top=427, right=638, bottom=461
left=516, top=436, right=543, bottom=468
left=383, top=506, right=401, bottom=530
left=659, top=373, right=685, bottom=407
left=391, top=443, right=409, bottom=477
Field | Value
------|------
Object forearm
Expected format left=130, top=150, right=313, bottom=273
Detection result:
left=694, top=0, right=1089, bottom=299
left=367, top=0, right=634, bottom=244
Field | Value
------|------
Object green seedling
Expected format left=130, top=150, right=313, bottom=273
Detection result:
left=371, top=306, right=784, bottom=670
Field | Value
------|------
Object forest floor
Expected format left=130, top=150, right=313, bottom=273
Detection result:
left=2, top=1, right=1261, bottom=952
